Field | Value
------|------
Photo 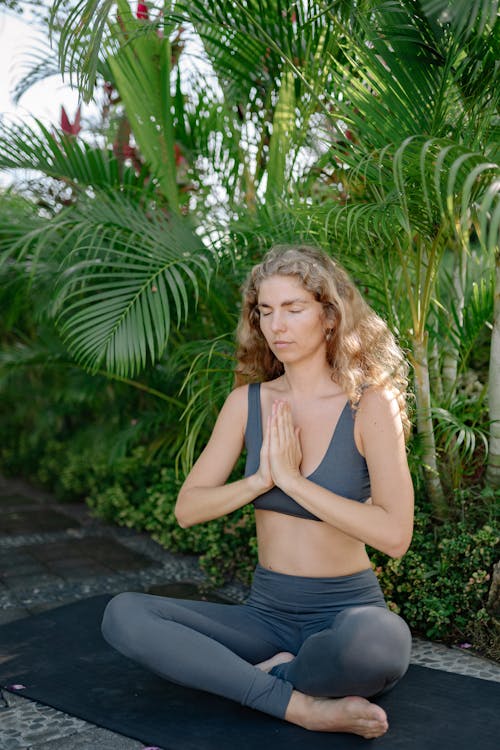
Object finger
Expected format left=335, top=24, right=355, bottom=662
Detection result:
left=262, top=415, right=272, bottom=451
left=284, top=402, right=295, bottom=438
left=269, top=403, right=279, bottom=447
left=280, top=402, right=295, bottom=446
left=277, top=401, right=287, bottom=446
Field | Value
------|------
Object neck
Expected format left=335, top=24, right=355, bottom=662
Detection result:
left=281, top=359, right=337, bottom=397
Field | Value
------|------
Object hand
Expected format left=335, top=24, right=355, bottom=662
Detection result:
left=253, top=413, right=275, bottom=493
left=269, top=400, right=302, bottom=489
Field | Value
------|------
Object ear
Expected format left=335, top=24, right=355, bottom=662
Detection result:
left=322, top=302, right=337, bottom=330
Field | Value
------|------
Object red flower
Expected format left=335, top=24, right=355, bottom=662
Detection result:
left=137, top=2, right=149, bottom=20
left=60, top=105, right=81, bottom=136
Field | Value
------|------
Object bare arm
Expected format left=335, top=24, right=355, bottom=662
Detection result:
left=175, top=385, right=272, bottom=528
left=269, top=390, right=414, bottom=558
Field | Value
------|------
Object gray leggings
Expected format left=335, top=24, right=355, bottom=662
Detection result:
left=101, top=564, right=411, bottom=720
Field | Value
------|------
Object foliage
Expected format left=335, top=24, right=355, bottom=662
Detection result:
left=371, top=504, right=499, bottom=656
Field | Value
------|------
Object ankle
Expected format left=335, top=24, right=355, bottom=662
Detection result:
left=284, top=690, right=312, bottom=729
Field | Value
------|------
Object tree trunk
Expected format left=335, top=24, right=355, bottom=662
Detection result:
left=412, top=332, right=447, bottom=515
left=442, top=246, right=466, bottom=397
left=428, top=336, right=443, bottom=401
left=486, top=253, right=500, bottom=487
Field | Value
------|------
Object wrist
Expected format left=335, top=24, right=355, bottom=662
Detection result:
left=247, top=472, right=272, bottom=497
left=276, top=470, right=303, bottom=496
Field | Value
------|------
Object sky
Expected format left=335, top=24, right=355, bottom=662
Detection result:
left=0, top=9, right=81, bottom=125
left=0, top=7, right=82, bottom=185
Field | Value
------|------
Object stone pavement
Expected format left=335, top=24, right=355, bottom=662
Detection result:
left=1, top=476, right=499, bottom=750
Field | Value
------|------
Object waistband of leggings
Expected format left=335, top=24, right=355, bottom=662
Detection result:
left=253, top=563, right=380, bottom=588
left=248, top=563, right=385, bottom=612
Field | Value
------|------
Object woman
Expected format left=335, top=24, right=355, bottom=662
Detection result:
left=102, top=245, right=414, bottom=739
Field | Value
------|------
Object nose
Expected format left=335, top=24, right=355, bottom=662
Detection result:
left=270, top=311, right=286, bottom=332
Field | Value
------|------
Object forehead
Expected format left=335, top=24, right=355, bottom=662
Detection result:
left=257, top=274, right=314, bottom=303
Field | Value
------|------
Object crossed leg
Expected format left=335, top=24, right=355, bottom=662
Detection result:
left=102, top=594, right=410, bottom=738
left=260, top=605, right=412, bottom=737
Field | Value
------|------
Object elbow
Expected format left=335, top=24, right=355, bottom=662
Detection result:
left=175, top=515, right=189, bottom=530
left=386, top=544, right=408, bottom=560
left=174, top=510, right=191, bottom=530
left=385, top=531, right=412, bottom=559
left=174, top=495, right=192, bottom=529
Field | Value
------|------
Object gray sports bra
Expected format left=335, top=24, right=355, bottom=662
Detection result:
left=244, top=383, right=370, bottom=521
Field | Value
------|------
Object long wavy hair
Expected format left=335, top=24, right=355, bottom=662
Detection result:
left=235, top=244, right=411, bottom=438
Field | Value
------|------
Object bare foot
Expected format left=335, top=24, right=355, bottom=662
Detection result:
left=255, top=651, right=295, bottom=673
left=286, top=691, right=389, bottom=738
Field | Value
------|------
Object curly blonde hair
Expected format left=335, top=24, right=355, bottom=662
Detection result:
left=235, top=244, right=410, bottom=438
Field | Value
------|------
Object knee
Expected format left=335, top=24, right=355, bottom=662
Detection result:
left=101, top=592, right=141, bottom=648
left=333, top=606, right=412, bottom=689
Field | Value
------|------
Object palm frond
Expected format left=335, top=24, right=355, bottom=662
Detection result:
left=265, top=69, right=296, bottom=201
left=318, top=1, right=498, bottom=161
left=107, top=9, right=180, bottom=209
left=432, top=403, right=489, bottom=463
left=50, top=0, right=116, bottom=101
left=49, top=191, right=213, bottom=376
left=434, top=265, right=495, bottom=368
left=11, top=45, right=62, bottom=105
left=422, top=0, right=499, bottom=38
left=173, top=1, right=335, bottom=102
left=171, top=333, right=236, bottom=472
left=0, top=119, right=152, bottom=194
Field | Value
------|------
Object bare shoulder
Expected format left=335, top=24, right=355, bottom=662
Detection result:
left=223, top=383, right=249, bottom=409
left=357, top=386, right=402, bottom=419
left=218, top=383, right=249, bottom=429
left=355, top=386, right=405, bottom=453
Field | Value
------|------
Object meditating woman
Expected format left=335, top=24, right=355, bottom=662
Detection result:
left=102, top=244, right=414, bottom=739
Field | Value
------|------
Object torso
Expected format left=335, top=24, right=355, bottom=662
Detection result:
left=247, top=379, right=372, bottom=577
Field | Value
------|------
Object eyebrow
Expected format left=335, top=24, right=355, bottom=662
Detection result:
left=257, top=298, right=310, bottom=309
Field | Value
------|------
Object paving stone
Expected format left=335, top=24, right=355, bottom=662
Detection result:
left=3, top=572, right=65, bottom=590
left=0, top=493, right=42, bottom=507
left=0, top=549, right=40, bottom=568
left=27, top=540, right=93, bottom=562
left=0, top=509, right=81, bottom=535
left=48, top=560, right=114, bottom=578
left=25, top=537, right=155, bottom=573
left=0, top=695, right=88, bottom=749
left=1, top=561, right=47, bottom=577
left=28, top=724, right=145, bottom=749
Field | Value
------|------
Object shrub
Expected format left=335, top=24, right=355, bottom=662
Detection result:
left=370, top=507, right=499, bottom=655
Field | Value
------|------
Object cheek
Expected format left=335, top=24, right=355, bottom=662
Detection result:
left=257, top=317, right=271, bottom=339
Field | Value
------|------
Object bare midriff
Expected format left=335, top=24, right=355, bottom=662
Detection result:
left=256, top=509, right=371, bottom=578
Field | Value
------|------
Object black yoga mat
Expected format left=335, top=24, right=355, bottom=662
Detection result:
left=0, top=595, right=498, bottom=750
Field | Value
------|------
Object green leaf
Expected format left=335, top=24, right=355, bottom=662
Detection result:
left=108, top=19, right=179, bottom=209
left=50, top=192, right=213, bottom=376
